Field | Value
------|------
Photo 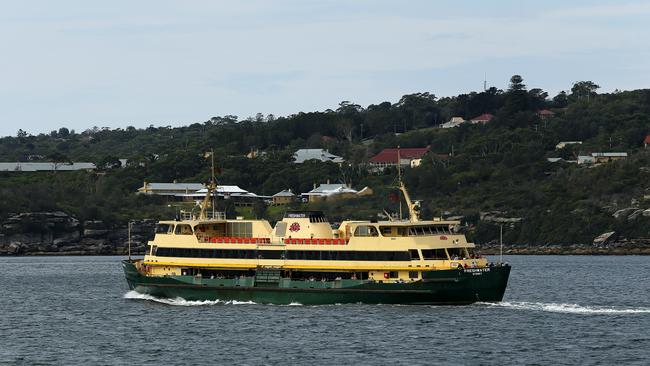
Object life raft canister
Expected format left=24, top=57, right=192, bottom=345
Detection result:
left=383, top=272, right=390, bottom=279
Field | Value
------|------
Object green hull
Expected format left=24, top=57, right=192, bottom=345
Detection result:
left=122, top=260, right=510, bottom=305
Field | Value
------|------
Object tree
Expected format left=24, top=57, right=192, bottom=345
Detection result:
left=571, top=81, right=600, bottom=101
left=508, top=75, right=526, bottom=92
left=47, top=152, right=72, bottom=172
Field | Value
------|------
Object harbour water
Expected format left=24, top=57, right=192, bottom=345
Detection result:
left=1, top=255, right=649, bottom=365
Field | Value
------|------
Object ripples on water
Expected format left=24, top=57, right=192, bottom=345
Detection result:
left=1, top=255, right=649, bottom=365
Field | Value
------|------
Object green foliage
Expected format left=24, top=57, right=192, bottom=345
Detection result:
left=1, top=76, right=649, bottom=244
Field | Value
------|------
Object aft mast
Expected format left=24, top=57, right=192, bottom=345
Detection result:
left=396, top=146, right=420, bottom=222
left=199, top=149, right=217, bottom=220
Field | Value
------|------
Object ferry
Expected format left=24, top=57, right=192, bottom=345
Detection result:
left=123, top=177, right=510, bottom=305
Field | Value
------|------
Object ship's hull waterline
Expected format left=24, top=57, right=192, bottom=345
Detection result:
left=122, top=260, right=510, bottom=305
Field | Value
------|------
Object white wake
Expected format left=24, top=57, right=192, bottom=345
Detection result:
left=481, top=301, right=650, bottom=314
left=123, top=291, right=256, bottom=306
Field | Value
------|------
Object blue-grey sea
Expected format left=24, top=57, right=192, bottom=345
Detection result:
left=0, top=255, right=649, bottom=365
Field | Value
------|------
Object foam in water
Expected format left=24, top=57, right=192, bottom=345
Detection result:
left=480, top=301, right=650, bottom=314
left=123, top=291, right=256, bottom=306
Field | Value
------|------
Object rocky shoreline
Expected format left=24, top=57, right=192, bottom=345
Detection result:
left=477, top=242, right=650, bottom=255
left=2, top=211, right=649, bottom=256
left=0, top=212, right=153, bottom=256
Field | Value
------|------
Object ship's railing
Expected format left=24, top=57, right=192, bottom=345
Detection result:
left=199, top=237, right=272, bottom=244
left=283, top=238, right=349, bottom=245
left=179, top=211, right=226, bottom=221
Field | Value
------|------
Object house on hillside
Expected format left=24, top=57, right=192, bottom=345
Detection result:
left=0, top=162, right=96, bottom=172
left=185, top=185, right=265, bottom=206
left=302, top=183, right=358, bottom=203
left=537, top=109, right=556, bottom=119
left=591, top=152, right=627, bottom=163
left=644, top=135, right=650, bottom=148
left=470, top=113, right=495, bottom=124
left=293, top=149, right=344, bottom=164
left=272, top=189, right=296, bottom=205
left=440, top=116, right=466, bottom=128
left=369, top=147, right=430, bottom=171
left=137, top=182, right=205, bottom=198
left=577, top=155, right=595, bottom=165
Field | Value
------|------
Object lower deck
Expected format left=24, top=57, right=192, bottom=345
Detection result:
left=123, top=260, right=511, bottom=305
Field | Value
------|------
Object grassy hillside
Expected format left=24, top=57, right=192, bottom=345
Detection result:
left=1, top=76, right=649, bottom=245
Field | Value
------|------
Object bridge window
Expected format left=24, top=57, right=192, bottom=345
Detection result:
left=155, top=224, right=173, bottom=234
left=354, top=225, right=379, bottom=237
left=174, top=224, right=193, bottom=235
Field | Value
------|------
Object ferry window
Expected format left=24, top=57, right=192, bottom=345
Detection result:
left=151, top=245, right=158, bottom=256
left=421, top=249, right=448, bottom=260
left=447, top=248, right=465, bottom=259
left=408, top=249, right=420, bottom=260
left=380, top=227, right=392, bottom=236
left=354, top=225, right=379, bottom=237
left=155, top=224, right=172, bottom=234
left=175, top=224, right=193, bottom=235
left=275, top=222, right=287, bottom=237
left=389, top=271, right=399, bottom=279
left=409, top=271, right=419, bottom=279
left=228, top=222, right=253, bottom=238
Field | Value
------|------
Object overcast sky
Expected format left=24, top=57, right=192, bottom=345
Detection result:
left=1, top=0, right=649, bottom=137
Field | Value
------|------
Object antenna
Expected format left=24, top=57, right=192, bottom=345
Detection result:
left=500, top=224, right=503, bottom=264
left=483, top=73, right=487, bottom=92
left=128, top=221, right=132, bottom=260
left=397, top=146, right=402, bottom=220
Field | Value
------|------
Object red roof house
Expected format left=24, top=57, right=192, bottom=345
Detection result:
left=470, top=113, right=495, bottom=124
left=644, top=135, right=650, bottom=148
left=369, top=147, right=430, bottom=169
left=537, top=109, right=556, bottom=118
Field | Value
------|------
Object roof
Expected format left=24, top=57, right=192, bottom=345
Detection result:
left=304, top=184, right=357, bottom=196
left=645, top=135, right=650, bottom=144
left=470, top=113, right=495, bottom=122
left=369, top=147, right=430, bottom=164
left=293, top=149, right=344, bottom=164
left=537, top=109, right=555, bottom=116
left=0, top=162, right=96, bottom=172
left=591, top=152, right=628, bottom=157
left=273, top=189, right=295, bottom=197
left=145, top=183, right=204, bottom=191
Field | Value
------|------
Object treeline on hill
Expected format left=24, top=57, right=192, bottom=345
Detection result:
left=1, top=75, right=649, bottom=245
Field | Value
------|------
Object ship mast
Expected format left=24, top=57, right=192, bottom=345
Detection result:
left=396, top=146, right=420, bottom=222
left=199, top=149, right=217, bottom=220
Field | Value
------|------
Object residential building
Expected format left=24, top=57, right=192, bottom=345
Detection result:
left=293, top=149, right=344, bottom=164
left=272, top=189, right=296, bottom=205
left=0, top=162, right=96, bottom=172
left=470, top=113, right=495, bottom=124
left=537, top=109, right=556, bottom=119
left=302, top=183, right=358, bottom=202
left=645, top=135, right=650, bottom=148
left=577, top=156, right=595, bottom=165
left=137, top=182, right=205, bottom=196
left=440, top=116, right=466, bottom=129
left=369, top=147, right=430, bottom=171
left=591, top=152, right=627, bottom=163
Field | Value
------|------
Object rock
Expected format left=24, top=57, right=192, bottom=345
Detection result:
left=593, top=231, right=616, bottom=245
left=612, top=208, right=637, bottom=219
